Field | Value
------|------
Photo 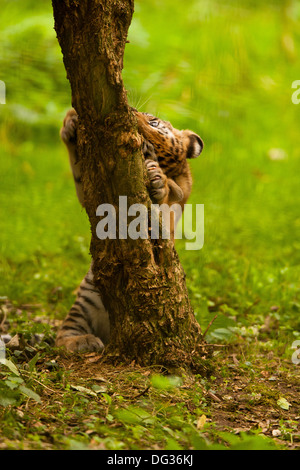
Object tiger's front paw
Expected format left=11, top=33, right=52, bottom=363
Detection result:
left=145, top=159, right=168, bottom=203
left=60, top=108, right=78, bottom=145
left=56, top=334, right=105, bottom=353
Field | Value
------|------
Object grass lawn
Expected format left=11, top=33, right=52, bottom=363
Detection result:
left=0, top=0, right=299, bottom=450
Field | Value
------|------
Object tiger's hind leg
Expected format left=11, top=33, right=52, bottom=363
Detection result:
left=55, top=264, right=110, bottom=352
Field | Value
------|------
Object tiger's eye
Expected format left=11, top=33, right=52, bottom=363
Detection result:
left=149, top=120, right=159, bottom=128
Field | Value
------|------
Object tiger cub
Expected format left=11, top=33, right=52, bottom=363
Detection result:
left=56, top=108, right=203, bottom=352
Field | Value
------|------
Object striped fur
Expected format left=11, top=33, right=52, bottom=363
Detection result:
left=56, top=108, right=203, bottom=352
left=56, top=264, right=109, bottom=351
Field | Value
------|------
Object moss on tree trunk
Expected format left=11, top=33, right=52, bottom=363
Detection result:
left=52, top=0, right=209, bottom=373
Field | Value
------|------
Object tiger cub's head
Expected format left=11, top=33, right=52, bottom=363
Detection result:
left=134, top=110, right=204, bottom=177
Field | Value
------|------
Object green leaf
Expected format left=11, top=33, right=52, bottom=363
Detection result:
left=91, top=384, right=107, bottom=394
left=151, top=374, right=182, bottom=390
left=210, top=328, right=234, bottom=341
left=19, top=385, right=41, bottom=403
left=28, top=353, right=40, bottom=372
left=64, top=438, right=89, bottom=450
left=164, top=438, right=183, bottom=450
left=0, top=358, right=20, bottom=376
left=220, top=432, right=276, bottom=450
left=231, top=434, right=277, bottom=450
left=4, top=376, right=23, bottom=390
left=0, top=393, right=18, bottom=407
left=115, top=406, right=155, bottom=425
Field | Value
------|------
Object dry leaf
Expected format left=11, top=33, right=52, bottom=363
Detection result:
left=197, top=414, right=207, bottom=430
left=277, top=397, right=291, bottom=410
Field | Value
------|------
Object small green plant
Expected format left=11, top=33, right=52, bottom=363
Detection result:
left=0, top=358, right=41, bottom=406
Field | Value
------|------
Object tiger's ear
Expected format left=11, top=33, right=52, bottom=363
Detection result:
left=186, top=134, right=204, bottom=159
left=167, top=179, right=184, bottom=203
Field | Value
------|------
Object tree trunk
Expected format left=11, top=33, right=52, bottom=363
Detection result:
left=52, top=0, right=209, bottom=373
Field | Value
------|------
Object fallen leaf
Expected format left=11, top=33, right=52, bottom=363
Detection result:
left=197, top=414, right=207, bottom=430
left=93, top=374, right=111, bottom=383
left=70, top=384, right=97, bottom=397
left=277, top=397, right=291, bottom=410
left=223, top=395, right=233, bottom=401
left=86, top=355, right=102, bottom=363
left=5, top=334, right=21, bottom=350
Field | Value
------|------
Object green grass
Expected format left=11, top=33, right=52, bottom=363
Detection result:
left=0, top=0, right=299, bottom=450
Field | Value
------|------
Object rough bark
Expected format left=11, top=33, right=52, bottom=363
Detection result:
left=52, top=0, right=209, bottom=373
